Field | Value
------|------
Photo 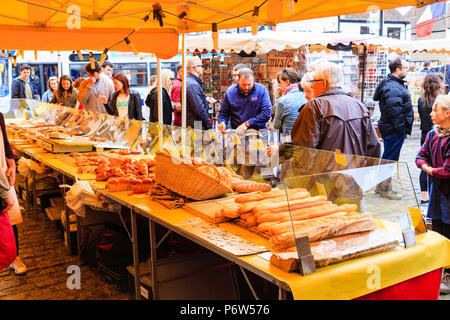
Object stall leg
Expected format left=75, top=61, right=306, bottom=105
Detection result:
left=25, top=176, right=30, bottom=216
left=239, top=266, right=259, bottom=300
left=149, top=219, right=159, bottom=300
left=278, top=287, right=287, bottom=300
left=76, top=214, right=82, bottom=264
left=32, top=170, right=37, bottom=216
left=131, top=209, right=141, bottom=300
left=62, top=175, right=72, bottom=256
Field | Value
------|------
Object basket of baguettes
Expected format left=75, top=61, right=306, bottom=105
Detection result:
left=215, top=188, right=400, bottom=270
left=155, top=149, right=236, bottom=200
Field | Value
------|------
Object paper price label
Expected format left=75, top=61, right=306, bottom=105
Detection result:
left=210, top=132, right=216, bottom=140
left=190, top=131, right=195, bottom=139
left=233, top=136, right=240, bottom=144
left=315, top=182, right=327, bottom=196
left=157, top=125, right=163, bottom=133
left=334, top=149, right=347, bottom=166
left=408, top=207, right=427, bottom=233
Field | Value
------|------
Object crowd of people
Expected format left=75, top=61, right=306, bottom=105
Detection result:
left=3, top=55, right=450, bottom=293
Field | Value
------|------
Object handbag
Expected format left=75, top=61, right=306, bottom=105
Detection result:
left=0, top=209, right=17, bottom=271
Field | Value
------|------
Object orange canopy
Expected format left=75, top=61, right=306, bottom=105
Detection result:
left=0, top=0, right=445, bottom=59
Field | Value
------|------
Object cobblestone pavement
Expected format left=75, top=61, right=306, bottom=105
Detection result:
left=0, top=204, right=130, bottom=300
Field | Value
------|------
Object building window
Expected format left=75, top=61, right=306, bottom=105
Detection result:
left=387, top=27, right=401, bottom=39
left=360, top=26, right=370, bottom=34
left=113, top=63, right=148, bottom=87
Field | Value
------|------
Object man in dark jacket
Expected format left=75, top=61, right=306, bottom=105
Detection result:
left=438, top=57, right=450, bottom=89
left=291, top=61, right=381, bottom=158
left=185, top=56, right=212, bottom=130
left=11, top=64, right=34, bottom=100
left=373, top=58, right=413, bottom=199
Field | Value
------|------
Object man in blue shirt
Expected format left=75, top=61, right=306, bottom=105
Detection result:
left=218, top=68, right=272, bottom=135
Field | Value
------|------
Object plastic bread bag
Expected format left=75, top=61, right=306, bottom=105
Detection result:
left=269, top=212, right=378, bottom=252
left=270, top=228, right=400, bottom=271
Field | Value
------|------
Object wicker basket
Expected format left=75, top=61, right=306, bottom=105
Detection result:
left=155, top=151, right=233, bottom=200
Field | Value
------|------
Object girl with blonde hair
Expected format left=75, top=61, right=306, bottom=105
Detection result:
left=145, top=69, right=175, bottom=125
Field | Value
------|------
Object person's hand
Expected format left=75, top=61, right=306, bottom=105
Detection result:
left=98, top=95, right=107, bottom=104
left=421, top=164, right=433, bottom=175
left=5, top=167, right=15, bottom=187
left=217, top=122, right=226, bottom=133
left=236, top=122, right=248, bottom=136
left=2, top=195, right=15, bottom=214
left=88, top=76, right=96, bottom=86
left=173, top=102, right=181, bottom=112
left=266, top=146, right=273, bottom=157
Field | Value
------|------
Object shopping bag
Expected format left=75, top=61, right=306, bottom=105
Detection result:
left=0, top=211, right=17, bottom=271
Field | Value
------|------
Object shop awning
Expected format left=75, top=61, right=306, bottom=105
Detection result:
left=182, top=30, right=450, bottom=55
left=0, top=0, right=446, bottom=58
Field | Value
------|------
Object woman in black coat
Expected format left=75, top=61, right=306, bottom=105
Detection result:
left=103, top=72, right=143, bottom=120
left=145, top=69, right=174, bottom=125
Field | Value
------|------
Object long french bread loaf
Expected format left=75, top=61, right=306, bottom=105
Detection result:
left=234, top=188, right=307, bottom=204
left=252, top=195, right=328, bottom=216
left=256, top=203, right=338, bottom=224
left=237, top=191, right=310, bottom=214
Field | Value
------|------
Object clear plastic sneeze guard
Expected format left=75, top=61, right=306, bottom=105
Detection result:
left=268, top=146, right=420, bottom=274
left=5, top=99, right=142, bottom=149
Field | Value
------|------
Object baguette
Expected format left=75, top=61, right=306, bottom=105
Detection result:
left=235, top=181, right=272, bottom=193
left=267, top=212, right=351, bottom=235
left=256, top=222, right=277, bottom=233
left=277, top=203, right=357, bottom=223
left=238, top=191, right=311, bottom=214
left=240, top=212, right=254, bottom=220
left=256, top=203, right=337, bottom=224
left=246, top=215, right=258, bottom=227
left=253, top=195, right=328, bottom=216
left=234, top=188, right=307, bottom=204
left=221, top=207, right=240, bottom=219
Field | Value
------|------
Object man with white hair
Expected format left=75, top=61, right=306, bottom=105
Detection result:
left=291, top=61, right=381, bottom=158
left=185, top=56, right=212, bottom=129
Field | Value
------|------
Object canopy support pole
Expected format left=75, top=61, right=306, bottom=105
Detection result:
left=182, top=32, right=187, bottom=128
left=361, top=44, right=367, bottom=103
left=157, top=57, right=163, bottom=124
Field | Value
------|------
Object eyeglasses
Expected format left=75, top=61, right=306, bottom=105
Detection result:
left=308, top=79, right=324, bottom=84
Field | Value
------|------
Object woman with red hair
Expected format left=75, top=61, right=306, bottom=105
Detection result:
left=102, top=72, right=143, bottom=120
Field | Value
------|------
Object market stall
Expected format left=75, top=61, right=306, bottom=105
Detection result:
left=6, top=99, right=450, bottom=300
left=1, top=0, right=447, bottom=127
